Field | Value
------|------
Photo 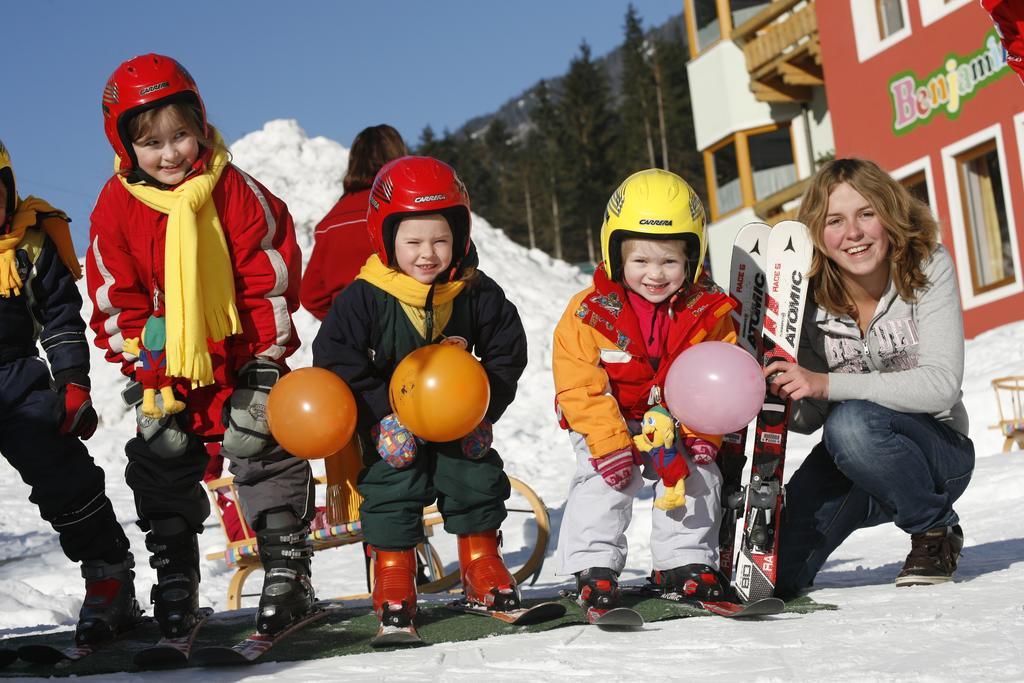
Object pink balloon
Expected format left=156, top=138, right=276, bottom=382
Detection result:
left=664, top=341, right=765, bottom=435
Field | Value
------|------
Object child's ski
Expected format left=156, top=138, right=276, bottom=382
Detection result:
left=733, top=220, right=814, bottom=602
left=190, top=607, right=331, bottom=666
left=16, top=616, right=152, bottom=666
left=445, top=599, right=566, bottom=625
left=585, top=606, right=644, bottom=629
left=718, top=222, right=772, bottom=582
left=132, top=607, right=213, bottom=669
left=370, top=623, right=422, bottom=647
left=657, top=593, right=785, bottom=618
left=559, top=590, right=644, bottom=629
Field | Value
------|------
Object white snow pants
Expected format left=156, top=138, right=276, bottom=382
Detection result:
left=556, top=428, right=722, bottom=576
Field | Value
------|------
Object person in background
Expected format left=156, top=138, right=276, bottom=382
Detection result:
left=773, top=158, right=974, bottom=597
left=983, top=0, right=1024, bottom=85
left=300, top=124, right=408, bottom=319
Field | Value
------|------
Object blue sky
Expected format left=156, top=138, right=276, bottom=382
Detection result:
left=2, top=1, right=682, bottom=251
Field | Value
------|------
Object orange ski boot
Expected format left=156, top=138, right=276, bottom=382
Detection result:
left=369, top=547, right=418, bottom=628
left=457, top=530, right=521, bottom=611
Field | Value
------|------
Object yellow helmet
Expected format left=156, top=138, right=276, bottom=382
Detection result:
left=600, top=168, right=707, bottom=282
left=0, top=139, right=15, bottom=229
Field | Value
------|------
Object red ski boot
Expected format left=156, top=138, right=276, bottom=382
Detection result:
left=368, top=547, right=421, bottom=646
left=457, top=530, right=520, bottom=611
left=370, top=547, right=418, bottom=628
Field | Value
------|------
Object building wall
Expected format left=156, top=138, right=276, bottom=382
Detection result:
left=687, top=40, right=779, bottom=150
left=816, top=1, right=1024, bottom=337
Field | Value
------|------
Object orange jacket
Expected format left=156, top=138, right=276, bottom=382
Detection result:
left=553, top=269, right=737, bottom=458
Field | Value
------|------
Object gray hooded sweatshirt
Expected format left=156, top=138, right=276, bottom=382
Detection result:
left=790, top=245, right=969, bottom=437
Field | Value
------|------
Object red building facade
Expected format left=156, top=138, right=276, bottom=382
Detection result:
left=817, top=0, right=1024, bottom=337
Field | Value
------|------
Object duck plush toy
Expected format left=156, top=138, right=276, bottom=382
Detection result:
left=632, top=405, right=690, bottom=511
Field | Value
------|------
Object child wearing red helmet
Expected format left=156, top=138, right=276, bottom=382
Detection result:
left=0, top=139, right=140, bottom=646
left=86, top=54, right=316, bottom=637
left=312, top=156, right=529, bottom=639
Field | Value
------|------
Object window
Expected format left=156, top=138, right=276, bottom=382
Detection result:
left=901, top=170, right=932, bottom=207
left=711, top=141, right=742, bottom=215
left=748, top=127, right=796, bottom=200
left=731, top=0, right=772, bottom=31
left=956, top=142, right=1015, bottom=293
left=704, top=124, right=798, bottom=219
left=919, top=0, right=972, bottom=26
left=851, top=0, right=912, bottom=61
left=694, top=0, right=722, bottom=53
left=876, top=0, right=906, bottom=39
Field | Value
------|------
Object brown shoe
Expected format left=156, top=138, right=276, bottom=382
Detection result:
left=895, top=524, right=964, bottom=587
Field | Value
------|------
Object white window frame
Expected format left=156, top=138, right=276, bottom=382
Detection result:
left=918, top=0, right=972, bottom=27
left=850, top=0, right=912, bottom=62
left=891, top=156, right=939, bottom=228
left=1016, top=111, right=1024, bottom=188
left=940, top=123, right=1023, bottom=309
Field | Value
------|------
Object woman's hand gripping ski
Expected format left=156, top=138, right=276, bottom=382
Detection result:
left=764, top=360, right=829, bottom=401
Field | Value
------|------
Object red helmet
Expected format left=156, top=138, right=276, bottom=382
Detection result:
left=367, top=156, right=472, bottom=277
left=101, top=53, right=207, bottom=172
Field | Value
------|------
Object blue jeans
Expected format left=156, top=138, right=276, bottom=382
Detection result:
left=776, top=400, right=974, bottom=598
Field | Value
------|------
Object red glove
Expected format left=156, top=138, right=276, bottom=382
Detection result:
left=590, top=446, right=638, bottom=491
left=685, top=437, right=718, bottom=466
left=58, top=383, right=98, bottom=440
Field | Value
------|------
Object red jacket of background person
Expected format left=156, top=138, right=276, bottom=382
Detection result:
left=984, top=0, right=1024, bottom=84
left=299, top=188, right=375, bottom=320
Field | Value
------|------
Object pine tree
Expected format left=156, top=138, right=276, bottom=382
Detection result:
left=621, top=5, right=657, bottom=170
left=531, top=80, right=566, bottom=260
left=559, top=41, right=618, bottom=265
left=657, top=26, right=705, bottom=196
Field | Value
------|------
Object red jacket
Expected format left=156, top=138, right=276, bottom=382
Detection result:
left=984, top=0, right=1024, bottom=84
left=300, top=188, right=375, bottom=319
left=86, top=164, right=302, bottom=437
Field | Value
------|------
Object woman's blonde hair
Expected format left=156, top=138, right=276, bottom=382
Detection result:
left=797, top=158, right=938, bottom=317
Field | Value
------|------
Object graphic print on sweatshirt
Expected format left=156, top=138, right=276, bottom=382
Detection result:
left=822, top=316, right=919, bottom=374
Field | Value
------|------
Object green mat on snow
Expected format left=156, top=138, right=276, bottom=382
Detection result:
left=0, top=594, right=835, bottom=677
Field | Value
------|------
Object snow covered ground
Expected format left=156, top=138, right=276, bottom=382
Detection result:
left=1, top=120, right=1022, bottom=680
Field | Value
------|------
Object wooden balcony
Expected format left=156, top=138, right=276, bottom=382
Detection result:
left=754, top=177, right=811, bottom=222
left=732, top=0, right=822, bottom=103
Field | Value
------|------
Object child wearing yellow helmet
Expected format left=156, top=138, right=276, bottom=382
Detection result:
left=552, top=168, right=741, bottom=610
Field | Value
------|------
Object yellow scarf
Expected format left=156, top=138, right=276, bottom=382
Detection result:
left=356, top=254, right=467, bottom=340
left=0, top=196, right=81, bottom=297
left=117, top=129, right=241, bottom=387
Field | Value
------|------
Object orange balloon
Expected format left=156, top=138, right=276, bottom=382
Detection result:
left=267, top=367, right=357, bottom=460
left=389, top=344, right=490, bottom=442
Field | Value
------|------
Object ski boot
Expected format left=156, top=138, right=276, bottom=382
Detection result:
left=255, top=509, right=316, bottom=635
left=457, top=530, right=520, bottom=611
left=146, top=516, right=203, bottom=638
left=651, top=563, right=737, bottom=601
left=574, top=567, right=621, bottom=609
left=370, top=546, right=418, bottom=628
left=76, top=554, right=143, bottom=645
